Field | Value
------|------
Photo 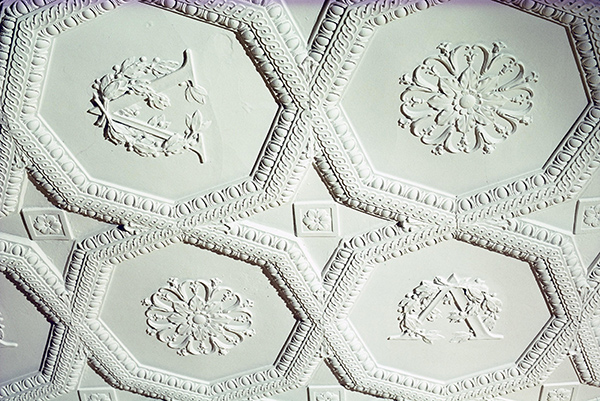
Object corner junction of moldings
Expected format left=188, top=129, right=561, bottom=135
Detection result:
left=0, top=233, right=85, bottom=401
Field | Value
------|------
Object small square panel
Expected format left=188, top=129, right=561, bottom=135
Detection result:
left=293, top=202, right=339, bottom=237
left=539, top=383, right=579, bottom=401
left=21, top=208, right=72, bottom=240
left=308, top=385, right=345, bottom=401
left=574, top=198, right=600, bottom=234
left=77, top=388, right=117, bottom=401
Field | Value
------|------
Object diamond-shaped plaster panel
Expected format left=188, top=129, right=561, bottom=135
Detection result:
left=21, top=208, right=72, bottom=240
left=3, top=0, right=310, bottom=229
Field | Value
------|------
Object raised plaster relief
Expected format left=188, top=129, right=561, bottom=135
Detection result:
left=0, top=310, right=18, bottom=348
left=89, top=49, right=211, bottom=161
left=21, top=208, right=72, bottom=240
left=388, top=274, right=503, bottom=344
left=308, top=386, right=345, bottom=401
left=142, top=277, right=254, bottom=356
left=539, top=383, right=578, bottom=401
left=398, top=42, right=537, bottom=155
left=293, top=202, right=338, bottom=237
left=574, top=198, right=600, bottom=234
left=77, top=388, right=117, bottom=401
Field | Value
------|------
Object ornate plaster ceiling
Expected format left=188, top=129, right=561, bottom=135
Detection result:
left=1, top=1, right=600, bottom=401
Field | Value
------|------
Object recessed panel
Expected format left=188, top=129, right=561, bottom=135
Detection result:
left=342, top=0, right=586, bottom=195
left=0, top=276, right=51, bottom=384
left=101, top=242, right=296, bottom=381
left=40, top=3, right=277, bottom=200
left=349, top=239, right=550, bottom=382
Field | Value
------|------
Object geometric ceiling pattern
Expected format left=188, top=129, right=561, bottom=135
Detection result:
left=1, top=1, right=600, bottom=401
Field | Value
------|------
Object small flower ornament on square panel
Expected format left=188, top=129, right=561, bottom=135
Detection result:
left=539, top=383, right=578, bottom=401
left=21, top=208, right=72, bottom=241
left=293, top=202, right=339, bottom=237
left=308, top=386, right=345, bottom=401
left=77, top=388, right=116, bottom=401
left=399, top=42, right=538, bottom=155
left=142, top=278, right=255, bottom=357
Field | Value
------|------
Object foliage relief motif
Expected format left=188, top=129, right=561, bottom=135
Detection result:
left=142, top=278, right=254, bottom=356
left=90, top=50, right=210, bottom=159
left=0, top=310, right=18, bottom=348
left=399, top=42, right=537, bottom=155
left=388, top=274, right=502, bottom=344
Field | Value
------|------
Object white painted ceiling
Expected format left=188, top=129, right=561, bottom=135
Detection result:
left=1, top=1, right=600, bottom=401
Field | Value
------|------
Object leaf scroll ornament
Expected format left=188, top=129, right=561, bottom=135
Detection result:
left=398, top=42, right=537, bottom=155
left=388, top=274, right=503, bottom=344
left=89, top=50, right=211, bottom=160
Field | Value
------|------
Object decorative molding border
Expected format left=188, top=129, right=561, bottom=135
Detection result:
left=571, top=254, right=600, bottom=386
left=65, top=223, right=324, bottom=401
left=308, top=0, right=600, bottom=226
left=0, top=233, right=85, bottom=401
left=1, top=0, right=311, bottom=230
left=321, top=219, right=585, bottom=401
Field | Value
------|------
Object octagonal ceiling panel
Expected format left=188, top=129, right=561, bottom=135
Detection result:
left=41, top=3, right=277, bottom=200
left=310, top=0, right=600, bottom=226
left=101, top=241, right=296, bottom=381
left=2, top=0, right=311, bottom=229
left=348, top=239, right=550, bottom=382
left=342, top=0, right=585, bottom=195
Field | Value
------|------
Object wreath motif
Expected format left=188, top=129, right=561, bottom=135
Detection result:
left=388, top=275, right=502, bottom=344
left=89, top=51, right=211, bottom=159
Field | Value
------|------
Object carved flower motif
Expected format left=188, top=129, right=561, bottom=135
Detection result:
left=32, top=214, right=62, bottom=235
left=399, top=42, right=537, bottom=155
left=142, top=278, right=254, bottom=356
left=583, top=204, right=600, bottom=228
left=87, top=394, right=111, bottom=401
left=302, top=209, right=332, bottom=231
left=547, top=388, right=572, bottom=401
left=315, top=391, right=339, bottom=401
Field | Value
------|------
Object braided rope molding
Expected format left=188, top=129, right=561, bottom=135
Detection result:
left=65, top=224, right=324, bottom=401
left=308, top=0, right=600, bottom=227
left=1, top=0, right=311, bottom=230
left=0, top=234, right=86, bottom=401
left=0, top=125, right=25, bottom=218
left=0, top=4, right=26, bottom=218
left=572, top=256, right=600, bottom=386
left=319, top=219, right=584, bottom=401
left=310, top=0, right=456, bottom=226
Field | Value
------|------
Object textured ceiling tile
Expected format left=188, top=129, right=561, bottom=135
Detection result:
left=2, top=0, right=600, bottom=400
